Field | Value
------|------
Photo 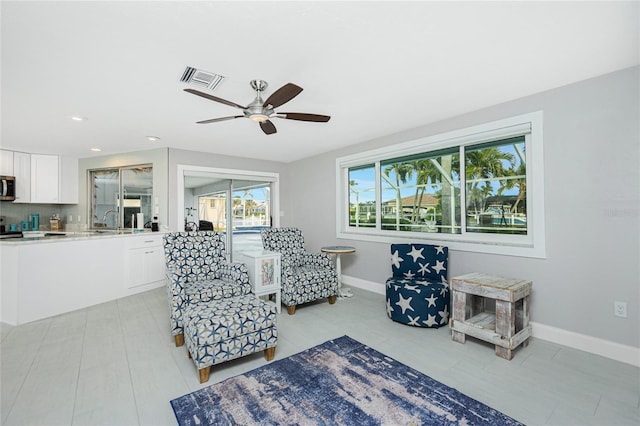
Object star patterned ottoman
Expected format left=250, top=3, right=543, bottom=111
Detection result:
left=385, top=244, right=450, bottom=328
left=184, top=294, right=278, bottom=383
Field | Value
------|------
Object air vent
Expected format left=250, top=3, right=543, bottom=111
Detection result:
left=180, top=66, right=225, bottom=91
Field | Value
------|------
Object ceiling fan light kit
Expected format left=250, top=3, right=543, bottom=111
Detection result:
left=185, top=79, right=330, bottom=135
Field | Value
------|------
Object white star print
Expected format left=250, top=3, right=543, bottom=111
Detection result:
left=408, top=245, right=425, bottom=262
left=386, top=298, right=394, bottom=316
left=390, top=250, right=403, bottom=269
left=425, top=294, right=438, bottom=307
left=404, top=284, right=421, bottom=294
left=439, top=305, right=449, bottom=324
left=403, top=270, right=416, bottom=279
left=435, top=245, right=445, bottom=255
left=417, top=262, right=431, bottom=276
left=395, top=294, right=414, bottom=314
left=406, top=315, right=420, bottom=326
left=432, top=260, right=446, bottom=274
left=423, top=314, right=438, bottom=327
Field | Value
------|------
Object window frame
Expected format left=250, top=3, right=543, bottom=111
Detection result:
left=335, top=112, right=545, bottom=258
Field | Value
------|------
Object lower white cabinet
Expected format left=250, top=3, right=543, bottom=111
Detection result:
left=0, top=233, right=166, bottom=325
left=125, top=234, right=165, bottom=289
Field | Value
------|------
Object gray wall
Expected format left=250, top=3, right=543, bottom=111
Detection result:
left=167, top=148, right=290, bottom=231
left=287, top=66, right=639, bottom=348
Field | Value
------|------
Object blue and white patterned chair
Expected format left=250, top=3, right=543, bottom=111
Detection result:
left=163, top=231, right=251, bottom=346
left=386, top=244, right=450, bottom=328
left=261, top=227, right=339, bottom=315
left=184, top=293, right=277, bottom=383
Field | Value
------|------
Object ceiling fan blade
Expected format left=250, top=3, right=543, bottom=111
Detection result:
left=184, top=88, right=247, bottom=110
left=259, top=120, right=277, bottom=135
left=263, top=83, right=303, bottom=108
left=276, top=112, right=331, bottom=122
left=196, top=115, right=243, bottom=124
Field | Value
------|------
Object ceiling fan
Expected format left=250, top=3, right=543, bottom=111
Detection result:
left=184, top=80, right=331, bottom=135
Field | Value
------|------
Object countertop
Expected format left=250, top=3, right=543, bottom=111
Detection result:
left=0, top=229, right=166, bottom=245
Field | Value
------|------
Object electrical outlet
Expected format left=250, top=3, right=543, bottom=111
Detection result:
left=614, top=301, right=627, bottom=318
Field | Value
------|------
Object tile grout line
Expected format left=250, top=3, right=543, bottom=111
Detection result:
left=70, top=309, right=89, bottom=426
left=116, top=298, right=143, bottom=426
left=3, top=318, right=54, bottom=423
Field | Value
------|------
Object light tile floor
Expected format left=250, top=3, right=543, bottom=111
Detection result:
left=1, top=287, right=639, bottom=425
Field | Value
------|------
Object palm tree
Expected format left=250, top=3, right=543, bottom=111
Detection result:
left=465, top=147, right=515, bottom=213
left=410, top=159, right=440, bottom=222
left=499, top=162, right=527, bottom=213
left=383, top=162, right=413, bottom=230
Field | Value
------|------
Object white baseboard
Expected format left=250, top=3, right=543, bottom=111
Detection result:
left=530, top=321, right=639, bottom=367
left=341, top=274, right=640, bottom=367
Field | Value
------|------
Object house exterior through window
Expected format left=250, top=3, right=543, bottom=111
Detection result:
left=336, top=112, right=545, bottom=258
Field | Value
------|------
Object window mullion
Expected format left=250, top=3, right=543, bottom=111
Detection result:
left=375, top=161, right=381, bottom=230
left=459, top=145, right=467, bottom=235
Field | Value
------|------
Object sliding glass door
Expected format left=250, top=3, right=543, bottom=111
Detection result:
left=183, top=171, right=276, bottom=260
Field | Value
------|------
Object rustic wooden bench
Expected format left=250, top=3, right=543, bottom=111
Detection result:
left=449, top=272, right=532, bottom=360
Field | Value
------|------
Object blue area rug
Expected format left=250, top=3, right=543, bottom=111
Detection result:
left=170, top=336, right=522, bottom=425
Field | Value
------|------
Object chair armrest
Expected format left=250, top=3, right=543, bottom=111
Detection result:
left=216, top=261, right=251, bottom=288
left=300, top=251, right=335, bottom=269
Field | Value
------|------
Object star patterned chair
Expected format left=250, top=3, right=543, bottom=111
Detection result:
left=385, top=243, right=449, bottom=328
left=261, top=227, right=339, bottom=315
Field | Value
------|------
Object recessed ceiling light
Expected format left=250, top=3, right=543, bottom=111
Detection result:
left=71, top=116, right=87, bottom=121
left=90, top=148, right=102, bottom=152
left=146, top=136, right=161, bottom=141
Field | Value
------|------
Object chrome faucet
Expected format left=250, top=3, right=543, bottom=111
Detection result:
left=102, top=209, right=118, bottom=224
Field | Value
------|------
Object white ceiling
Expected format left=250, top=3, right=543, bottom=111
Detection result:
left=1, top=1, right=638, bottom=163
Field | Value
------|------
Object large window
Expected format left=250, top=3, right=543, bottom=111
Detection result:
left=337, top=112, right=545, bottom=258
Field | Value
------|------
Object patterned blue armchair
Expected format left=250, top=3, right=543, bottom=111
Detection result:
left=261, top=227, right=338, bottom=315
left=163, top=231, right=251, bottom=346
left=386, top=244, right=449, bottom=328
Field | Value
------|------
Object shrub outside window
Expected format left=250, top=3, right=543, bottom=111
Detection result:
left=337, top=112, right=545, bottom=258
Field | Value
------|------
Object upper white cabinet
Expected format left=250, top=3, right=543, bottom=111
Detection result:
left=31, top=154, right=60, bottom=203
left=0, top=150, right=14, bottom=176
left=59, top=156, right=78, bottom=204
left=13, top=152, right=31, bottom=203
left=29, top=154, right=78, bottom=204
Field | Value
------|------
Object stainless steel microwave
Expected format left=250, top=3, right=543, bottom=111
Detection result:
left=0, top=176, right=15, bottom=201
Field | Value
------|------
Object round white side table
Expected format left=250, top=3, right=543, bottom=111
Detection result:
left=321, top=245, right=356, bottom=298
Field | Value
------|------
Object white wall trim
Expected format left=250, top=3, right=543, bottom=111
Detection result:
left=530, top=321, right=640, bottom=368
left=341, top=274, right=640, bottom=367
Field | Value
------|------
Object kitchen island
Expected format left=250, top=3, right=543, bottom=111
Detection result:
left=0, top=231, right=166, bottom=325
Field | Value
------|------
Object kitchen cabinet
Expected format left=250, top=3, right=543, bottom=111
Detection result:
left=0, top=150, right=14, bottom=175
left=30, top=154, right=78, bottom=204
left=0, top=232, right=166, bottom=325
left=125, top=234, right=165, bottom=289
left=12, top=152, right=31, bottom=203
left=31, top=154, right=59, bottom=203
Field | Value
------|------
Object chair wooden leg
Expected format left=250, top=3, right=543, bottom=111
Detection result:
left=287, top=305, right=296, bottom=315
left=264, top=346, right=276, bottom=361
left=328, top=295, right=337, bottom=304
left=175, top=333, right=185, bottom=347
left=187, top=350, right=192, bottom=359
left=198, top=367, right=211, bottom=383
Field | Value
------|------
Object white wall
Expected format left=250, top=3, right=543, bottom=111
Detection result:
left=287, top=67, right=639, bottom=350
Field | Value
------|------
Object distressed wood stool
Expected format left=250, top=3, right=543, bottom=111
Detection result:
left=449, top=273, right=532, bottom=360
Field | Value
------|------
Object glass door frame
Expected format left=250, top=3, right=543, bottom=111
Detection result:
left=176, top=164, right=280, bottom=260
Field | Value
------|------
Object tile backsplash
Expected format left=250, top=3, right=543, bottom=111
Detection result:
left=0, top=203, right=82, bottom=231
